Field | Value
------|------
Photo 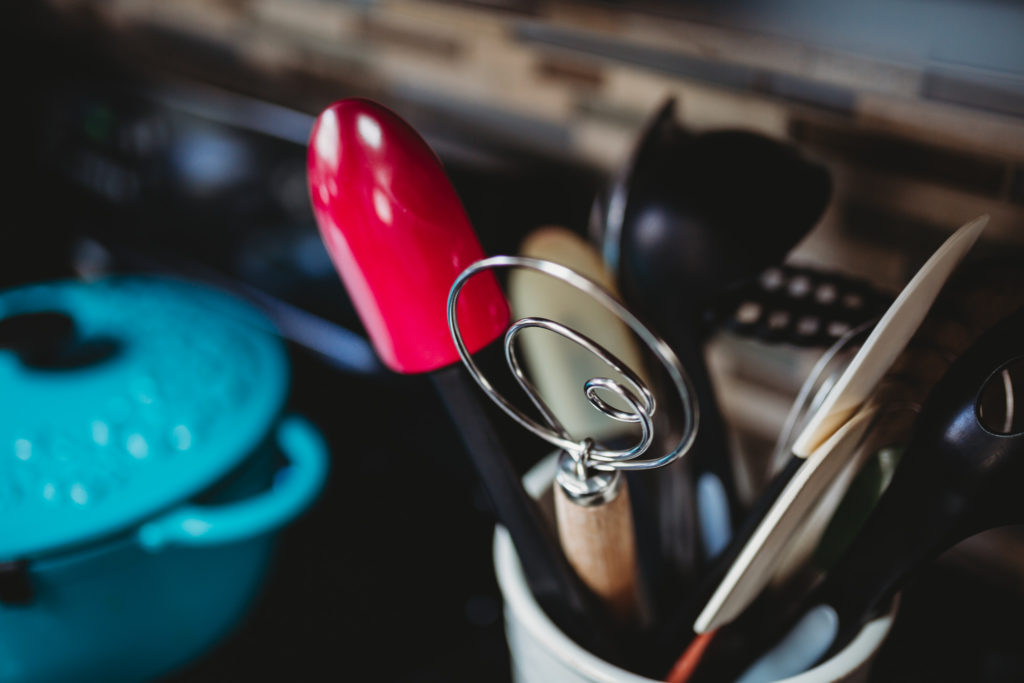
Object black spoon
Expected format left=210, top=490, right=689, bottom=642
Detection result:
left=611, top=102, right=833, bottom=309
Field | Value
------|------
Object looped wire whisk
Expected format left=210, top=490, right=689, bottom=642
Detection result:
left=447, top=255, right=700, bottom=500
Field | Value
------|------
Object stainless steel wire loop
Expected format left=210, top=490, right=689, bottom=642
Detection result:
left=504, top=316, right=655, bottom=463
left=769, top=318, right=878, bottom=476
left=447, top=255, right=699, bottom=475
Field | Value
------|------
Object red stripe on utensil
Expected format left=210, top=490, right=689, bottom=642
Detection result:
left=665, top=630, right=718, bottom=683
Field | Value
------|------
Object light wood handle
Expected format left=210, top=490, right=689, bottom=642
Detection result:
left=554, top=477, right=640, bottom=624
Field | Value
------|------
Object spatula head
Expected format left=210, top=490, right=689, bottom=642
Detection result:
left=307, top=98, right=508, bottom=374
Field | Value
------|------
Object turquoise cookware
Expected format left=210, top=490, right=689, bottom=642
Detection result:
left=0, top=276, right=329, bottom=682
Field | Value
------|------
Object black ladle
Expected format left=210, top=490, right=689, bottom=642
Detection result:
left=610, top=100, right=833, bottom=309
left=696, top=304, right=1024, bottom=682
left=601, top=98, right=832, bottom=571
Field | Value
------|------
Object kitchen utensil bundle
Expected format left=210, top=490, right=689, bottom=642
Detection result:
left=690, top=216, right=987, bottom=637
left=693, top=303, right=1024, bottom=683
left=303, top=94, right=1009, bottom=681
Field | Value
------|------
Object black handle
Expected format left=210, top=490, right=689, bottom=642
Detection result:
left=0, top=311, right=75, bottom=364
left=0, top=311, right=120, bottom=370
left=431, top=363, right=624, bottom=663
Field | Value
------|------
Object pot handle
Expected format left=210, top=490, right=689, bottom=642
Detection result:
left=136, top=415, right=329, bottom=552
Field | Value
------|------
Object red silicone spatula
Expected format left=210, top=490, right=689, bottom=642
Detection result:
left=307, top=98, right=507, bottom=372
left=307, top=98, right=617, bottom=658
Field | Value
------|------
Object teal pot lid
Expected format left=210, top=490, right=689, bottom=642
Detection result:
left=0, top=276, right=289, bottom=560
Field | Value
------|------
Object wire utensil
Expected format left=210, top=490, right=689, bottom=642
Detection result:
left=448, top=255, right=698, bottom=485
left=448, top=255, right=700, bottom=621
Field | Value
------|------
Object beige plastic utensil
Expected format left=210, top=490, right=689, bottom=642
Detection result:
left=695, top=404, right=881, bottom=633
left=766, top=399, right=915, bottom=590
left=767, top=343, right=954, bottom=589
left=790, top=215, right=988, bottom=456
left=509, top=226, right=648, bottom=441
left=693, top=214, right=988, bottom=634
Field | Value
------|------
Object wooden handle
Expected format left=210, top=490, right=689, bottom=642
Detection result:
left=554, top=476, right=641, bottom=624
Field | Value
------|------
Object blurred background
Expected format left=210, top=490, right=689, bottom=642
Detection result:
left=5, top=0, right=1024, bottom=681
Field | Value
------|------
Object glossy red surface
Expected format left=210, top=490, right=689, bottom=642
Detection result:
left=307, top=99, right=509, bottom=374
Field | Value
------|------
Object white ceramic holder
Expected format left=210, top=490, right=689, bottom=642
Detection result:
left=493, top=455, right=897, bottom=683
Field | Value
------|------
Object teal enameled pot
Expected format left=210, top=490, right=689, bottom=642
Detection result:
left=0, top=276, right=329, bottom=682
